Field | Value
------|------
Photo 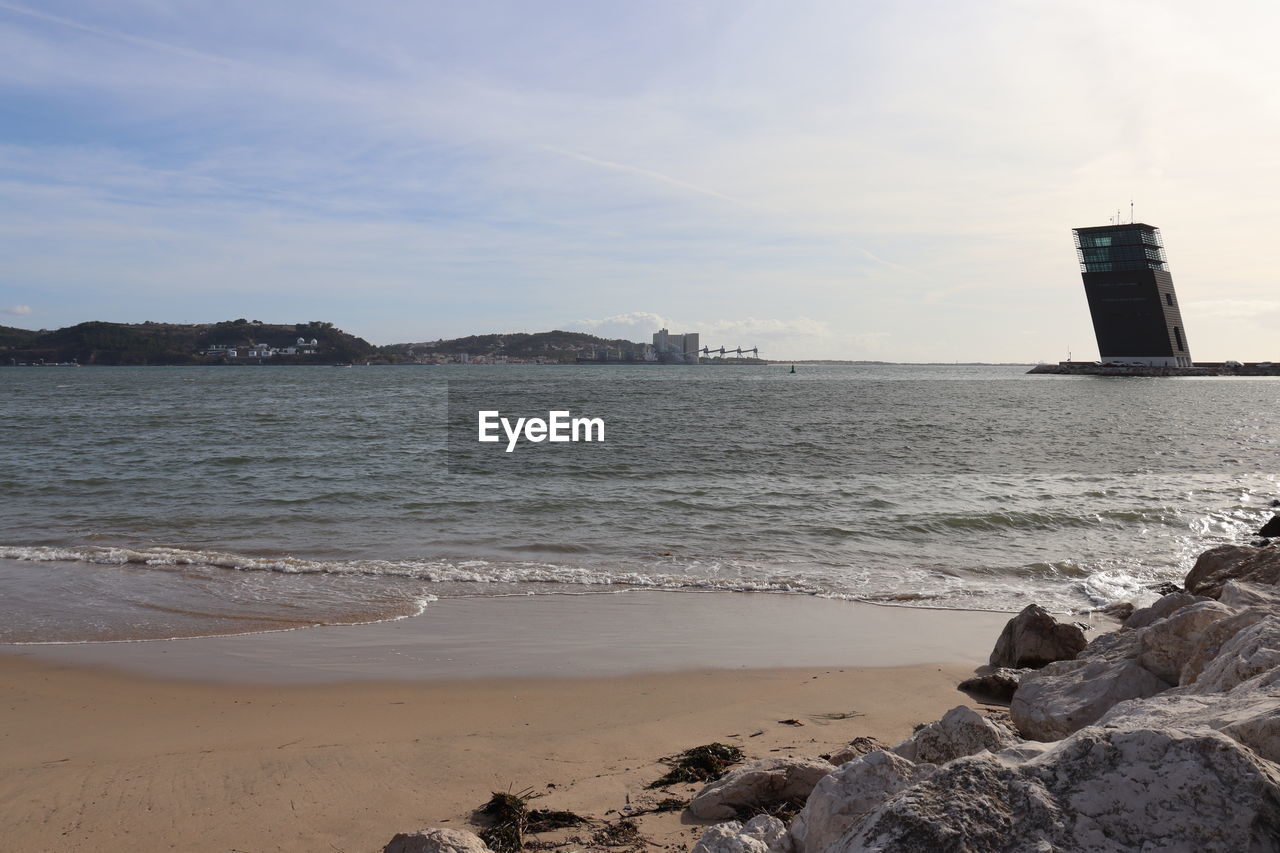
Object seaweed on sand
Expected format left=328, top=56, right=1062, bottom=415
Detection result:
left=646, top=743, right=744, bottom=789
left=630, top=797, right=688, bottom=815
left=477, top=791, right=531, bottom=853
left=590, top=818, right=644, bottom=847
left=812, top=711, right=864, bottom=721
left=475, top=789, right=591, bottom=852
left=527, top=808, right=591, bottom=833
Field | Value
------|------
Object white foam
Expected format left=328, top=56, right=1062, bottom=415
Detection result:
left=0, top=542, right=1196, bottom=616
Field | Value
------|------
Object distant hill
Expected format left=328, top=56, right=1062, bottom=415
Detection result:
left=1, top=320, right=375, bottom=365
left=382, top=329, right=644, bottom=362
left=3, top=323, right=653, bottom=366
left=0, top=324, right=41, bottom=349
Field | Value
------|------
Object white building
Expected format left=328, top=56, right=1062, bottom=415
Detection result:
left=652, top=328, right=700, bottom=363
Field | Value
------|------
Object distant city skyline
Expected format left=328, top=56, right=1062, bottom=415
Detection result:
left=3, top=1, right=1280, bottom=361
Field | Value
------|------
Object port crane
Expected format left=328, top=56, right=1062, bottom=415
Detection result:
left=700, top=346, right=759, bottom=358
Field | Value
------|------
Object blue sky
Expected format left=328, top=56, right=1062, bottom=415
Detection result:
left=2, top=0, right=1279, bottom=360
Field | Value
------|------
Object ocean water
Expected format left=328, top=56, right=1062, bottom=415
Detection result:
left=1, top=364, right=1277, bottom=643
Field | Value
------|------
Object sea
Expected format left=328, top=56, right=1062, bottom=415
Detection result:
left=2, top=364, right=1277, bottom=644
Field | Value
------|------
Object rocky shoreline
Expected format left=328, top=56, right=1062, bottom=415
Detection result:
left=384, top=538, right=1280, bottom=853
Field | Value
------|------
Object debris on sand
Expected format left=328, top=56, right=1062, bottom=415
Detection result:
left=646, top=743, right=745, bottom=789
left=476, top=791, right=530, bottom=853
left=590, top=818, right=645, bottom=848
left=734, top=797, right=807, bottom=823
left=475, top=790, right=590, bottom=852
left=629, top=797, right=687, bottom=816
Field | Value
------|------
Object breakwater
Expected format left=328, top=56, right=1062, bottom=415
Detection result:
left=1029, top=362, right=1280, bottom=377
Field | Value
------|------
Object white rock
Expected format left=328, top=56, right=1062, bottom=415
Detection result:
left=1221, top=705, right=1280, bottom=767
left=1011, top=658, right=1170, bottom=741
left=1100, top=686, right=1280, bottom=763
left=1219, top=580, right=1280, bottom=610
left=993, top=740, right=1055, bottom=762
left=826, top=737, right=884, bottom=768
left=790, top=750, right=931, bottom=853
left=1098, top=600, right=1135, bottom=622
left=1193, top=616, right=1280, bottom=694
left=830, top=727, right=1280, bottom=853
left=891, top=705, right=1019, bottom=765
left=691, top=815, right=792, bottom=853
left=1135, top=600, right=1234, bottom=683
left=693, top=822, right=761, bottom=853
left=957, top=667, right=1025, bottom=702
left=743, top=814, right=791, bottom=852
left=383, top=828, right=492, bottom=853
left=689, top=757, right=834, bottom=822
left=1181, top=608, right=1269, bottom=686
left=1077, top=626, right=1142, bottom=661
left=1124, top=591, right=1207, bottom=631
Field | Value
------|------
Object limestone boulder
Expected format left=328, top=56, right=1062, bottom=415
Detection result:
left=692, top=815, right=791, bottom=853
left=826, top=736, right=885, bottom=768
left=789, top=750, right=931, bottom=853
left=688, top=757, right=834, bottom=822
left=1220, top=580, right=1280, bottom=610
left=1124, top=591, right=1207, bottom=631
left=989, top=604, right=1087, bottom=669
left=891, top=705, right=1019, bottom=765
left=1185, top=544, right=1280, bottom=598
left=383, top=828, right=492, bottom=853
left=1221, top=701, right=1280, bottom=766
left=1077, top=627, right=1142, bottom=661
left=1100, top=685, right=1280, bottom=764
left=1098, top=600, right=1135, bottom=622
left=1181, top=608, right=1270, bottom=686
left=1193, top=616, right=1280, bottom=694
left=1259, top=515, right=1280, bottom=537
left=828, top=727, right=1280, bottom=853
left=957, top=667, right=1025, bottom=703
left=1134, top=600, right=1235, bottom=683
left=1011, top=657, right=1170, bottom=741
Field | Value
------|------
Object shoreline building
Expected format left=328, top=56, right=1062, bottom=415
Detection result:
left=1073, top=222, right=1192, bottom=367
left=652, top=328, right=700, bottom=363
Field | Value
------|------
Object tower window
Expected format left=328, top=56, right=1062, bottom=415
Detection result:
left=1174, top=326, right=1185, bottom=351
left=1165, top=293, right=1174, bottom=306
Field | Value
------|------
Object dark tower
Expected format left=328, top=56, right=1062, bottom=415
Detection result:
left=1073, top=222, right=1192, bottom=367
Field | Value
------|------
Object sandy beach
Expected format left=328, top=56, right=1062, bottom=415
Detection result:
left=0, top=592, right=1028, bottom=852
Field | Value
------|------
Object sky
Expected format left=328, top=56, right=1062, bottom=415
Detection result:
left=2, top=1, right=1279, bottom=361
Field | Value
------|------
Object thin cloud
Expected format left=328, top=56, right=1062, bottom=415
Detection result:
left=575, top=312, right=672, bottom=330
left=543, top=146, right=748, bottom=208
left=3, top=304, right=32, bottom=315
left=0, top=1, right=239, bottom=68
left=4, top=3, right=1279, bottom=360
left=856, top=246, right=921, bottom=276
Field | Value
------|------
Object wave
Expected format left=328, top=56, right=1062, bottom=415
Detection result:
left=0, top=542, right=1183, bottom=620
left=0, top=543, right=828, bottom=596
left=6, top=593, right=438, bottom=646
left=893, top=507, right=1182, bottom=535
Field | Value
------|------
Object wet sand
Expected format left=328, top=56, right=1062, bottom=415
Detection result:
left=9, top=590, right=1019, bottom=682
left=0, top=591, right=1031, bottom=852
